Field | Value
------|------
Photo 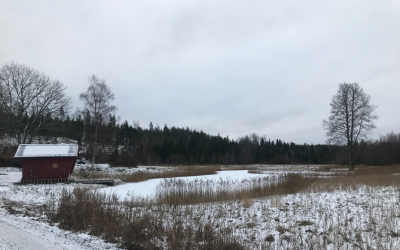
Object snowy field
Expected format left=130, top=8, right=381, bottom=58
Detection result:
left=139, top=185, right=400, bottom=249
left=1, top=164, right=400, bottom=249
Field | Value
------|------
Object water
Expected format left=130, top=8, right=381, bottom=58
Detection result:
left=101, top=170, right=273, bottom=199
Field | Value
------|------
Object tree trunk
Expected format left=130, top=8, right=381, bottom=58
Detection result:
left=91, top=124, right=98, bottom=170
left=17, top=133, right=21, bottom=145
left=348, top=146, right=354, bottom=171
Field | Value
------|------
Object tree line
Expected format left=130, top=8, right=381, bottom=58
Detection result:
left=1, top=62, right=398, bottom=167
left=17, top=113, right=399, bottom=167
left=24, top=113, right=340, bottom=165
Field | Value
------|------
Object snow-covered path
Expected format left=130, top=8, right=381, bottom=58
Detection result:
left=0, top=218, right=65, bottom=250
left=0, top=209, right=118, bottom=250
left=0, top=170, right=119, bottom=250
left=0, top=172, right=22, bottom=183
left=0, top=171, right=62, bottom=250
left=0, top=171, right=63, bottom=249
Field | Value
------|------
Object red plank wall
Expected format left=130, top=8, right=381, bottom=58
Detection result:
left=22, top=157, right=76, bottom=180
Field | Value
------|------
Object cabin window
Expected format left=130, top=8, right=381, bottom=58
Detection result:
left=53, top=163, right=58, bottom=168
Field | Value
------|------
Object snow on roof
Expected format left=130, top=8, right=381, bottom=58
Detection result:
left=14, top=144, right=78, bottom=158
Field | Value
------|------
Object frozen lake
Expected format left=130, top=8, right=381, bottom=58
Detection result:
left=101, top=170, right=274, bottom=199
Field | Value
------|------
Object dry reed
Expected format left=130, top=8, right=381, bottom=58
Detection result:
left=46, top=164, right=400, bottom=249
left=155, top=174, right=314, bottom=206
left=310, top=164, right=400, bottom=193
left=74, top=166, right=221, bottom=183
left=46, top=187, right=245, bottom=249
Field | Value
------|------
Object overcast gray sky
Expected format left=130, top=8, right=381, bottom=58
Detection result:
left=1, top=0, right=399, bottom=144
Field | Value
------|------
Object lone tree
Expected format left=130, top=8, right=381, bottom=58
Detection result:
left=0, top=62, right=72, bottom=144
left=323, top=82, right=378, bottom=170
left=80, top=75, right=117, bottom=166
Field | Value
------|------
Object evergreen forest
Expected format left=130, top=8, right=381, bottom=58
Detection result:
left=20, top=114, right=399, bottom=167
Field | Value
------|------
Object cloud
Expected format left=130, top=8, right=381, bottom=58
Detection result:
left=1, top=0, right=399, bottom=144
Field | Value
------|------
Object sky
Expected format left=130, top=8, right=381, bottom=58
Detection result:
left=1, top=0, right=399, bottom=144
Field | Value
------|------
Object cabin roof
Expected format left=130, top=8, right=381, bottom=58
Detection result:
left=14, top=144, right=79, bottom=158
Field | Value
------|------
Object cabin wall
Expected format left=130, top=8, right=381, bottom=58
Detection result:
left=21, top=157, right=76, bottom=181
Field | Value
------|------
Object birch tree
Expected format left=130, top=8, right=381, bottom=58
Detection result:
left=80, top=75, right=117, bottom=166
left=323, top=83, right=378, bottom=170
left=0, top=62, right=72, bottom=144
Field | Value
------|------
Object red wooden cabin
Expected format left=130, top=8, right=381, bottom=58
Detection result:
left=14, top=144, right=78, bottom=184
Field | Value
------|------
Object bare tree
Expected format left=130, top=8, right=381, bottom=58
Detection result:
left=0, top=106, right=8, bottom=139
left=80, top=75, right=117, bottom=166
left=323, top=82, right=378, bottom=170
left=0, top=62, right=72, bottom=144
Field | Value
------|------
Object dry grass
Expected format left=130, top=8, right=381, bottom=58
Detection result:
left=247, top=169, right=262, bottom=174
left=46, top=182, right=400, bottom=249
left=310, top=164, right=400, bottom=193
left=46, top=187, right=245, bottom=250
left=155, top=173, right=315, bottom=206
left=77, top=164, right=400, bottom=204
left=3, top=200, right=24, bottom=215
left=46, top=172, right=315, bottom=248
left=314, top=164, right=347, bottom=171
left=247, top=165, right=400, bottom=194
left=74, top=165, right=221, bottom=183
left=46, top=164, right=400, bottom=249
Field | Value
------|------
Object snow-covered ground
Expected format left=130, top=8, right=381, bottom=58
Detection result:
left=153, top=185, right=400, bottom=249
left=0, top=211, right=118, bottom=250
left=2, top=165, right=400, bottom=249
left=0, top=169, right=119, bottom=250
left=73, top=163, right=175, bottom=175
